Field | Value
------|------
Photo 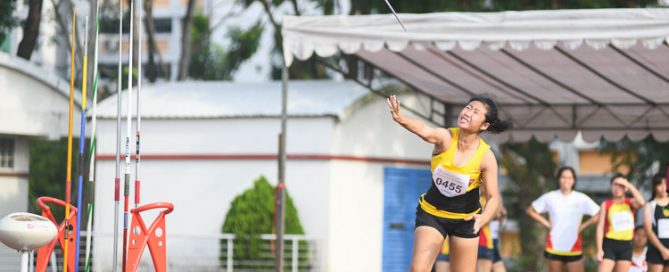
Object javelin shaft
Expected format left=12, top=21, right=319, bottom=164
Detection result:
left=85, top=3, right=100, bottom=271
left=135, top=0, right=143, bottom=208
left=64, top=8, right=76, bottom=272
left=74, top=17, right=89, bottom=272
left=382, top=0, right=406, bottom=31
left=113, top=0, right=124, bottom=270
left=122, top=0, right=135, bottom=270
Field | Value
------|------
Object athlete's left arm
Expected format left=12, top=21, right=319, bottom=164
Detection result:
left=579, top=211, right=600, bottom=233
left=469, top=149, right=500, bottom=233
left=617, top=178, right=646, bottom=209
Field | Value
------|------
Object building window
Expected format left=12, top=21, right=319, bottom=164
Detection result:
left=154, top=18, right=172, bottom=33
left=0, top=139, right=14, bottom=168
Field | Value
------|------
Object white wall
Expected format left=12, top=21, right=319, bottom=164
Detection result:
left=93, top=117, right=336, bottom=270
left=0, top=60, right=81, bottom=139
left=0, top=138, right=30, bottom=270
left=326, top=95, right=433, bottom=272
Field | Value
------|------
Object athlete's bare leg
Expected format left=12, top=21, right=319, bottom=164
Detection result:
left=566, top=259, right=585, bottom=272
left=449, top=236, right=479, bottom=272
left=410, top=226, right=443, bottom=272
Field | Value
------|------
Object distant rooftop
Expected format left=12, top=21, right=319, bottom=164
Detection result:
left=96, top=80, right=370, bottom=119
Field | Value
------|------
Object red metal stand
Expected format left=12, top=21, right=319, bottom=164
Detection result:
left=35, top=197, right=78, bottom=272
left=125, top=202, right=173, bottom=272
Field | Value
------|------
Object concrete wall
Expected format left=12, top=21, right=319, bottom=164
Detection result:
left=325, top=95, right=433, bottom=272
left=93, top=117, right=336, bottom=270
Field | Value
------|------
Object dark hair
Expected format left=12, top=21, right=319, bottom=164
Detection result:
left=651, top=173, right=665, bottom=201
left=555, top=166, right=578, bottom=190
left=610, top=172, right=626, bottom=184
left=468, top=95, right=512, bottom=134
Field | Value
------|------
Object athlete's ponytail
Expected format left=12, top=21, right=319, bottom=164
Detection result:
left=468, top=95, right=512, bottom=134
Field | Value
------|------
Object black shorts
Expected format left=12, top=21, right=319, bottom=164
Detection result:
left=602, top=238, right=632, bottom=261
left=493, top=239, right=502, bottom=263
left=415, top=206, right=479, bottom=239
left=647, top=245, right=669, bottom=265
left=436, top=253, right=450, bottom=262
left=543, top=251, right=583, bottom=263
left=478, top=246, right=495, bottom=260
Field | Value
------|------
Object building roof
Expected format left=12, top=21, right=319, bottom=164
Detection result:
left=0, top=52, right=84, bottom=106
left=282, top=8, right=669, bottom=142
left=96, top=80, right=370, bottom=119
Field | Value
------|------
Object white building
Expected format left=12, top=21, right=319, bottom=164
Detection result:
left=93, top=80, right=438, bottom=271
left=0, top=53, right=82, bottom=271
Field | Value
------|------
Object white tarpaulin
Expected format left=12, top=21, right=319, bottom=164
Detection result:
left=282, top=8, right=669, bottom=142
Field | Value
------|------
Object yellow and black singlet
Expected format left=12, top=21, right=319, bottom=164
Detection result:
left=604, top=198, right=635, bottom=241
left=419, top=127, right=490, bottom=220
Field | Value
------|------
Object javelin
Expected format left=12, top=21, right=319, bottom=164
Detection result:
left=383, top=0, right=406, bottom=31
left=63, top=8, right=76, bottom=272
left=74, top=16, right=89, bottom=272
left=122, top=0, right=135, bottom=269
left=112, top=0, right=123, bottom=269
left=84, top=1, right=101, bottom=270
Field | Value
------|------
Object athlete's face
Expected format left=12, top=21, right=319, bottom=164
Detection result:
left=611, top=177, right=626, bottom=198
left=558, top=170, right=575, bottom=191
left=458, top=101, right=490, bottom=133
left=633, top=227, right=647, bottom=248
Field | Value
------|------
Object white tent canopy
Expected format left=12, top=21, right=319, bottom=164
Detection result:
left=282, top=8, right=669, bottom=142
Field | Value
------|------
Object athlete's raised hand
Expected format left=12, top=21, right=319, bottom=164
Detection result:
left=387, top=95, right=403, bottom=123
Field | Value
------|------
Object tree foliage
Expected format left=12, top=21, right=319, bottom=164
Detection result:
left=350, top=0, right=658, bottom=14
left=599, top=136, right=669, bottom=190
left=501, top=138, right=556, bottom=271
left=0, top=0, right=18, bottom=46
left=189, top=13, right=263, bottom=80
left=28, top=139, right=89, bottom=223
left=221, top=176, right=305, bottom=268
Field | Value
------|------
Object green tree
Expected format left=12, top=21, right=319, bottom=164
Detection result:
left=221, top=176, right=306, bottom=269
left=599, top=136, right=669, bottom=189
left=28, top=139, right=88, bottom=223
left=350, top=0, right=658, bottom=14
left=0, top=0, right=18, bottom=47
left=189, top=13, right=263, bottom=80
left=501, top=139, right=556, bottom=272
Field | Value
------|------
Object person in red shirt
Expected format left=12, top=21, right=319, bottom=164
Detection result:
left=595, top=173, right=645, bottom=271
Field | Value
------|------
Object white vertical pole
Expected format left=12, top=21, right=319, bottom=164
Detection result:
left=291, top=238, right=298, bottom=272
left=227, top=237, right=233, bottom=272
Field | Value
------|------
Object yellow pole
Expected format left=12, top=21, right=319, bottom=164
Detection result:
left=64, top=8, right=76, bottom=272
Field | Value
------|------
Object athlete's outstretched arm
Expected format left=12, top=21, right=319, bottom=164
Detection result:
left=526, top=206, right=551, bottom=229
left=466, top=150, right=500, bottom=233
left=595, top=202, right=606, bottom=262
left=387, top=95, right=451, bottom=146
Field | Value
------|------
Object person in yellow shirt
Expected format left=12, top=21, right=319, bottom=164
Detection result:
left=596, top=173, right=645, bottom=271
left=387, top=95, right=511, bottom=272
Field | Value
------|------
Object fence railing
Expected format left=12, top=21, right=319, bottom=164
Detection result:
left=1, top=232, right=319, bottom=272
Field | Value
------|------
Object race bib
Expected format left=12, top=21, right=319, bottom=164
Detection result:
left=432, top=165, right=470, bottom=197
left=611, top=211, right=634, bottom=232
left=658, top=219, right=669, bottom=239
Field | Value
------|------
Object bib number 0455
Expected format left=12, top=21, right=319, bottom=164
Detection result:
left=432, top=166, right=470, bottom=197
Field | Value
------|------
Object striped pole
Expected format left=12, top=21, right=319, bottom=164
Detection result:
left=63, top=8, right=76, bottom=272
left=122, top=0, right=135, bottom=270
left=84, top=1, right=101, bottom=270
left=113, top=0, right=124, bottom=270
left=74, top=16, right=90, bottom=272
left=135, top=0, right=143, bottom=210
